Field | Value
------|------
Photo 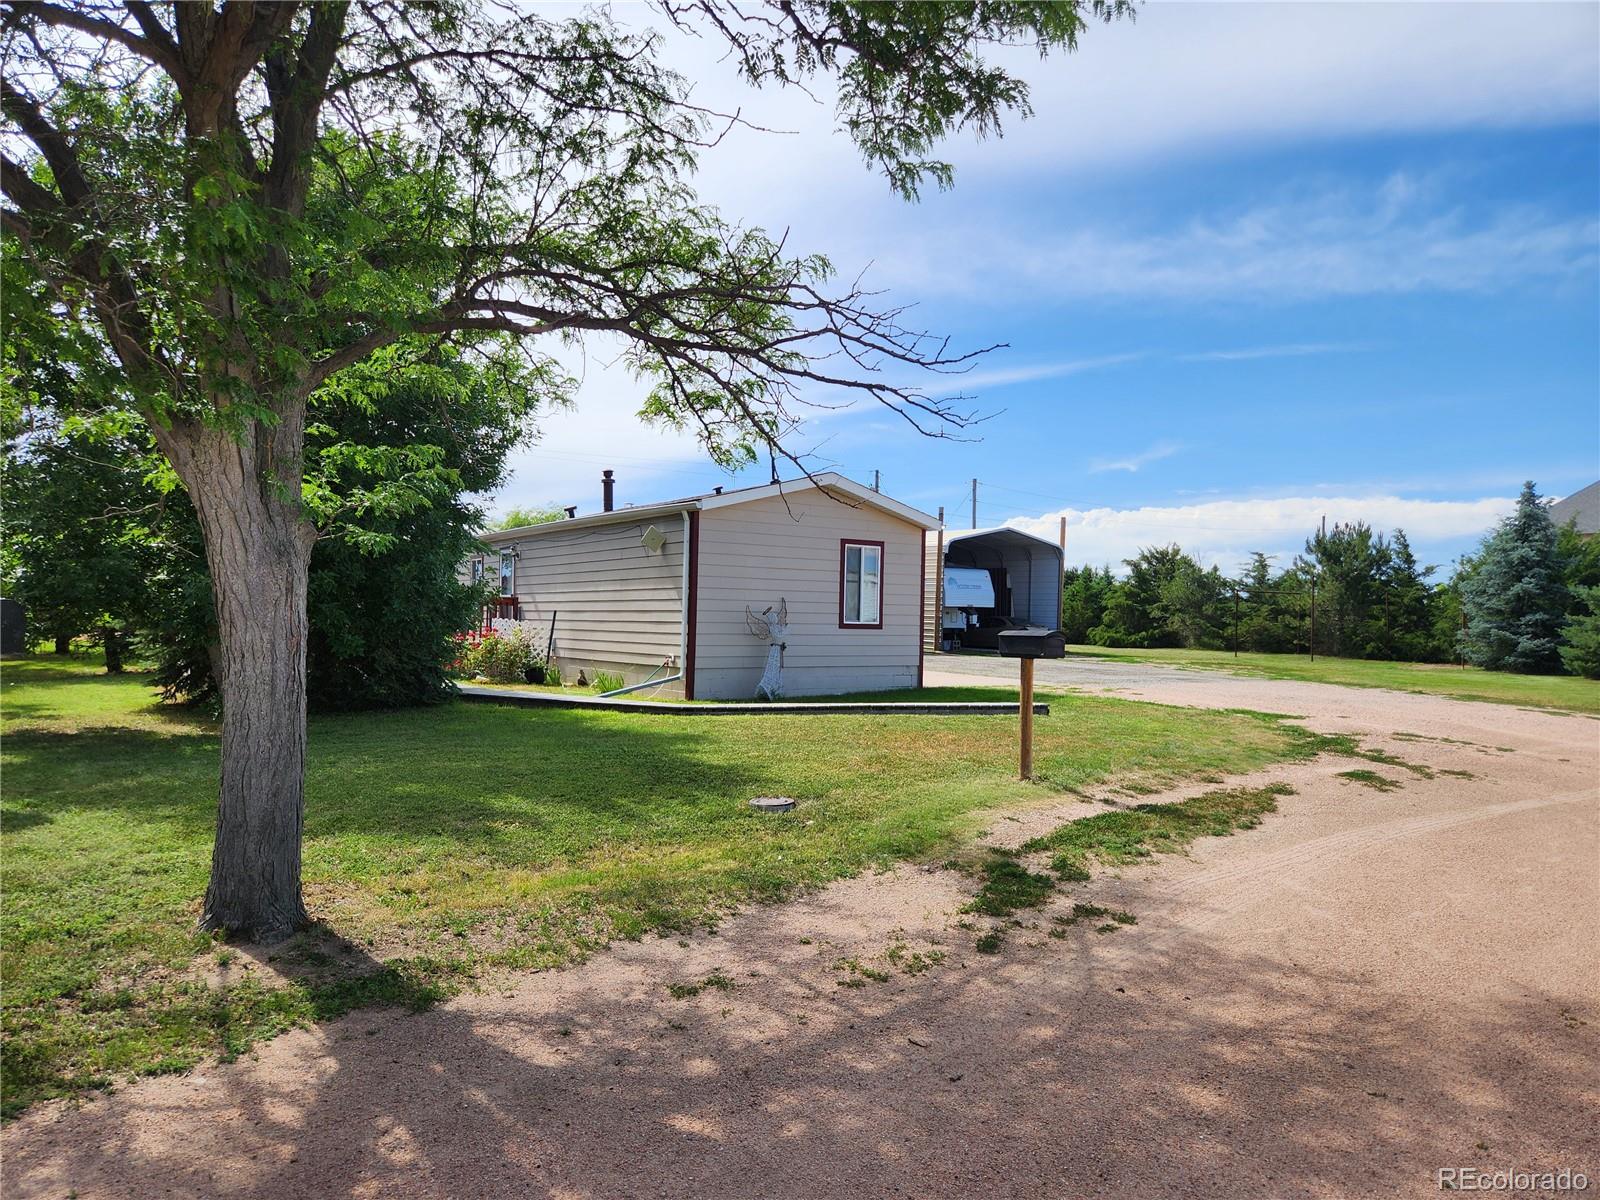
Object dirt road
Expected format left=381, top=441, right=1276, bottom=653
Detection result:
left=6, top=659, right=1597, bottom=1199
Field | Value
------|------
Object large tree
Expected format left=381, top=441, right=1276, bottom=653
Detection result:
left=1459, top=481, right=1568, bottom=673
left=2, top=1, right=1128, bottom=941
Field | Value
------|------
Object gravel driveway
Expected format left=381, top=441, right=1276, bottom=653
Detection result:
left=6, top=658, right=1597, bottom=1199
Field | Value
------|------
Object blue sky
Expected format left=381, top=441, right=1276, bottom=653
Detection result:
left=493, top=2, right=1600, bottom=577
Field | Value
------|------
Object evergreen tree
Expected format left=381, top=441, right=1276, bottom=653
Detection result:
left=1091, top=545, right=1227, bottom=649
left=1059, top=565, right=1114, bottom=644
left=1302, top=521, right=1388, bottom=658
left=1459, top=482, right=1568, bottom=673
left=1559, top=586, right=1600, bottom=679
left=1379, top=530, right=1443, bottom=661
left=1556, top=521, right=1600, bottom=592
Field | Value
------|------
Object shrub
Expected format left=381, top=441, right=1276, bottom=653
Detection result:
left=458, top=627, right=540, bottom=683
left=592, top=670, right=624, bottom=693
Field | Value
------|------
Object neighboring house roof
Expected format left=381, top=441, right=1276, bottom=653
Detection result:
left=479, top=471, right=940, bottom=544
left=1550, top=481, right=1600, bottom=536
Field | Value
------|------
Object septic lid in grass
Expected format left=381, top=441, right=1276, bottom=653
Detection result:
left=748, top=796, right=798, bottom=813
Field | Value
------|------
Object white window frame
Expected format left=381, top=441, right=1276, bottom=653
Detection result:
left=470, top=557, right=484, bottom=584
left=498, top=550, right=516, bottom=598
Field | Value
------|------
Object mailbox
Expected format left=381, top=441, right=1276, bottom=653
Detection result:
left=997, top=628, right=1066, bottom=659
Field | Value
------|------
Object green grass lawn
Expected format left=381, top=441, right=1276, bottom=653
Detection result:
left=1059, top=644, right=1600, bottom=714
left=3, top=652, right=1326, bottom=1116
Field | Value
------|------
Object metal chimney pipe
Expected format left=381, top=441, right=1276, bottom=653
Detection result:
left=602, top=469, right=615, bottom=512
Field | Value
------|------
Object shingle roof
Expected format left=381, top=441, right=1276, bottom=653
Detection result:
left=1550, top=481, right=1600, bottom=536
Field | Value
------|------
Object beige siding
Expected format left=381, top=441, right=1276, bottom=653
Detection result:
left=923, top=531, right=943, bottom=651
left=492, top=516, right=687, bottom=691
left=693, top=491, right=923, bottom=699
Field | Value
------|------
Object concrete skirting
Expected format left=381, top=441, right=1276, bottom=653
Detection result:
left=456, top=684, right=1047, bottom=716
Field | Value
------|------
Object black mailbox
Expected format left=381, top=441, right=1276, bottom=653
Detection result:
left=997, top=628, right=1066, bottom=659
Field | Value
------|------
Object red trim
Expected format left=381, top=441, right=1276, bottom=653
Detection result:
left=684, top=510, right=700, bottom=700
left=917, top=536, right=927, bottom=687
left=838, top=538, right=886, bottom=630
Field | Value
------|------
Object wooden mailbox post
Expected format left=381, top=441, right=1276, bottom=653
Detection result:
left=996, top=629, right=1066, bottom=781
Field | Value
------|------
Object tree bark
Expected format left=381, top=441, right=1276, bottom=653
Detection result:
left=165, top=421, right=316, bottom=944
left=53, top=632, right=70, bottom=655
left=102, top=624, right=123, bottom=673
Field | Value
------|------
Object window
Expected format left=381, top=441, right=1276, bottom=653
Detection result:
left=498, top=551, right=515, bottom=598
left=839, top=539, right=884, bottom=628
left=470, top=557, right=484, bottom=584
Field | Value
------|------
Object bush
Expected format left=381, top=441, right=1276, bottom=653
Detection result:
left=592, top=670, right=624, bottom=693
left=456, top=627, right=542, bottom=683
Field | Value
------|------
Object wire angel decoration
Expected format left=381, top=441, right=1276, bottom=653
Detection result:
left=745, top=598, right=789, bottom=700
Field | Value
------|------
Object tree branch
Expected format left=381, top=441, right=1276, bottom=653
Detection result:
left=0, top=79, right=90, bottom=205
left=4, top=1, right=186, bottom=79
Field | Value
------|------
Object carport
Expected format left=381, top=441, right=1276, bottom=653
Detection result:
left=922, top=526, right=1064, bottom=650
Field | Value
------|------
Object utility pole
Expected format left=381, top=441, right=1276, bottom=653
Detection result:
left=970, top=478, right=978, bottom=529
left=1233, top=586, right=1240, bottom=658
left=1058, top=516, right=1066, bottom=553
left=1309, top=576, right=1317, bottom=662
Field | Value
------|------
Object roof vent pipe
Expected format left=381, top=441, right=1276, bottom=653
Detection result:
left=563, top=506, right=577, bottom=519
left=602, top=469, right=615, bottom=513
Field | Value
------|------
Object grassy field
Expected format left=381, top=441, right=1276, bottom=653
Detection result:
left=1061, top=644, right=1600, bottom=714
left=3, top=652, right=1327, bottom=1116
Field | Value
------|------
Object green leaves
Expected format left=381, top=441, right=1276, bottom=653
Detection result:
left=667, top=1, right=1133, bottom=199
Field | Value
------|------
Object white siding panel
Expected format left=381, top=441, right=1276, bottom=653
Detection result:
left=693, top=493, right=922, bottom=698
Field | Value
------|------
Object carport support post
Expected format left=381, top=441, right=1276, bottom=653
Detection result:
left=1019, top=657, right=1035, bottom=781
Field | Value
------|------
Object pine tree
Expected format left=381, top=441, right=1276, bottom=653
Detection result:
left=1381, top=530, right=1443, bottom=661
left=1559, top=586, right=1600, bottom=679
left=1060, top=566, right=1115, bottom=644
left=1459, top=482, right=1569, bottom=673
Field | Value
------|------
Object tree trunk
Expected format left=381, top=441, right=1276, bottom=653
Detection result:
left=53, top=632, right=71, bottom=655
left=102, top=624, right=124, bottom=674
left=167, top=422, right=316, bottom=944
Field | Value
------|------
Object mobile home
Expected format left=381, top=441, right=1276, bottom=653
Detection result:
left=467, top=473, right=939, bottom=699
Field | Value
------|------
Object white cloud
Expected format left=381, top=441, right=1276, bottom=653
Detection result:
left=875, top=177, right=1599, bottom=301
left=642, top=3, right=1599, bottom=232
left=1003, top=492, right=1516, bottom=574
left=920, top=353, right=1145, bottom=397
left=1089, top=441, right=1183, bottom=474
left=978, top=4, right=1599, bottom=179
left=622, top=7, right=1599, bottom=308
left=1180, top=342, right=1370, bottom=363
left=487, top=335, right=718, bottom=518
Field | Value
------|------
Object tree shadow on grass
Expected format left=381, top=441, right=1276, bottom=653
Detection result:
left=4, top=908, right=1594, bottom=1200
left=3, top=703, right=774, bottom=846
